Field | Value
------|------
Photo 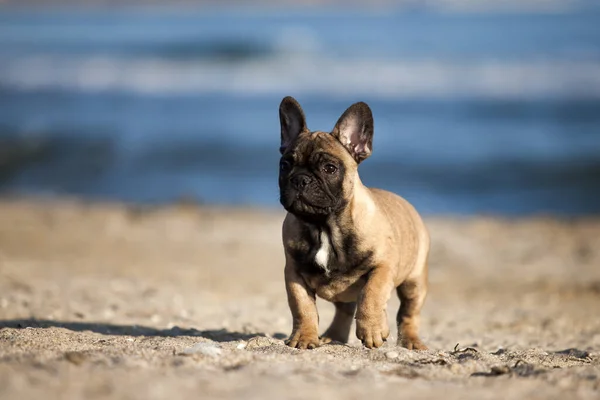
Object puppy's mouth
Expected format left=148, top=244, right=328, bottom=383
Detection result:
left=280, top=191, right=333, bottom=218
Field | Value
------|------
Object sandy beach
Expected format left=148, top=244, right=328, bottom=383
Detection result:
left=0, top=198, right=598, bottom=399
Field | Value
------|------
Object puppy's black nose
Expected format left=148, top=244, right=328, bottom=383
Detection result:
left=291, top=174, right=312, bottom=189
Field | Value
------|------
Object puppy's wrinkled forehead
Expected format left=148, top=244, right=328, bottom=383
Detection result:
left=288, top=131, right=348, bottom=163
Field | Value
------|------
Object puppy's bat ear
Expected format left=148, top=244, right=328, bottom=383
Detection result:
left=331, top=102, right=374, bottom=164
left=279, top=96, right=307, bottom=154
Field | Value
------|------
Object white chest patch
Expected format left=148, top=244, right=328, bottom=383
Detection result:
left=314, top=231, right=331, bottom=272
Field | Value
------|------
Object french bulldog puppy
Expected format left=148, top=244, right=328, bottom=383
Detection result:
left=279, top=96, right=430, bottom=350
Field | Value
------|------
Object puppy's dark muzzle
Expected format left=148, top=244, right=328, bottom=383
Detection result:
left=291, top=174, right=312, bottom=190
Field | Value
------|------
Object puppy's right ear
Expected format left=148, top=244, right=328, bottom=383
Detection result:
left=279, top=96, right=307, bottom=154
left=331, top=102, right=373, bottom=164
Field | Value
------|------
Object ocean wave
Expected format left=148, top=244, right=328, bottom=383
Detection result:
left=1, top=55, right=600, bottom=99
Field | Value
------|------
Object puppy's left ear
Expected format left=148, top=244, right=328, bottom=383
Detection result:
left=331, top=102, right=374, bottom=163
left=279, top=96, right=307, bottom=154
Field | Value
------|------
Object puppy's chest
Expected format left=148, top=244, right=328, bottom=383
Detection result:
left=312, top=230, right=333, bottom=273
left=287, top=228, right=339, bottom=275
left=286, top=225, right=373, bottom=276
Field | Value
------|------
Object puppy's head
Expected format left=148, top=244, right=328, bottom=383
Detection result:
left=278, top=96, right=374, bottom=222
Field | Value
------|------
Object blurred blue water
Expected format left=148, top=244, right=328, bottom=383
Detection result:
left=0, top=7, right=599, bottom=215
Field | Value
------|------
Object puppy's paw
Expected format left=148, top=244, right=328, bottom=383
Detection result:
left=399, top=336, right=427, bottom=350
left=320, top=328, right=350, bottom=345
left=285, top=329, right=320, bottom=350
left=319, top=333, right=345, bottom=345
left=356, top=317, right=390, bottom=349
left=319, top=335, right=333, bottom=345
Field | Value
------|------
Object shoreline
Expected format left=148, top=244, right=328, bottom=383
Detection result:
left=1, top=193, right=598, bottom=218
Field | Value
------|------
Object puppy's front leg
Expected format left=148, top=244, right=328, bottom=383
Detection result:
left=355, top=267, right=394, bottom=348
left=284, top=262, right=320, bottom=349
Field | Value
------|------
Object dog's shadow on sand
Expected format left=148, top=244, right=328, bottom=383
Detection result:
left=0, top=319, right=287, bottom=342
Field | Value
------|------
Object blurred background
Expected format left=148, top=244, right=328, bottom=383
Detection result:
left=0, top=0, right=599, bottom=215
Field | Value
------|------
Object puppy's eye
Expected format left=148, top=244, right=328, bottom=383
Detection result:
left=280, top=159, right=292, bottom=172
left=323, top=163, right=337, bottom=174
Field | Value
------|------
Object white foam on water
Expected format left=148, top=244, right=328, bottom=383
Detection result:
left=1, top=55, right=600, bottom=99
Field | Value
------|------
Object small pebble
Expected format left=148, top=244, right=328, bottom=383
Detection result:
left=385, top=351, right=399, bottom=359
left=64, top=351, right=87, bottom=365
left=245, top=336, right=277, bottom=349
left=181, top=342, right=222, bottom=357
left=236, top=342, right=247, bottom=350
left=490, top=365, right=511, bottom=375
left=450, top=363, right=462, bottom=373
